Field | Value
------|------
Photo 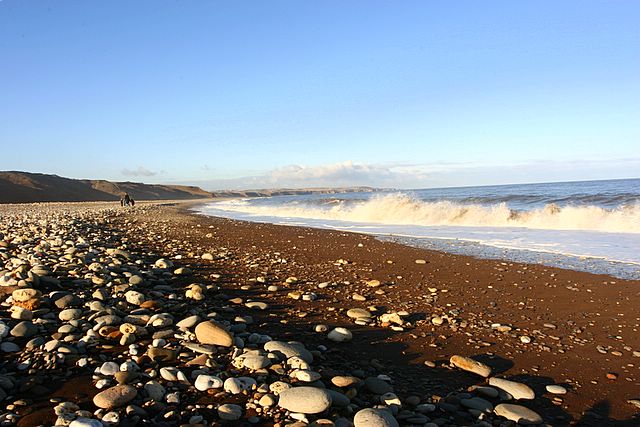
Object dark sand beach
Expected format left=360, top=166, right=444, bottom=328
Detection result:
left=1, top=201, right=638, bottom=426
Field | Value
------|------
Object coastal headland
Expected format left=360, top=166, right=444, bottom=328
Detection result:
left=0, top=200, right=638, bottom=426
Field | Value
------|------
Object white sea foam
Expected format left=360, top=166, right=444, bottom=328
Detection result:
left=207, top=193, right=640, bottom=233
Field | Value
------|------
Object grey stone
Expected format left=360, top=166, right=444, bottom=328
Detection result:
left=354, top=408, right=399, bottom=427
left=494, top=403, right=543, bottom=424
left=264, top=341, right=313, bottom=363
left=489, top=378, right=535, bottom=400
left=93, top=385, right=137, bottom=409
left=10, top=321, right=38, bottom=338
left=277, top=386, right=332, bottom=414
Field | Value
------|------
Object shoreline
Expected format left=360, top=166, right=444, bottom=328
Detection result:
left=1, top=201, right=639, bottom=426
left=192, top=202, right=640, bottom=281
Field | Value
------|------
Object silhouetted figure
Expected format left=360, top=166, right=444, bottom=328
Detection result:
left=121, top=193, right=131, bottom=207
left=130, top=198, right=135, bottom=207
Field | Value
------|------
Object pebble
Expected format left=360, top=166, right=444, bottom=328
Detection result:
left=332, top=376, right=360, bottom=387
left=347, top=308, right=372, bottom=319
left=489, top=377, right=535, bottom=400
left=93, top=385, right=137, bottom=409
left=450, top=355, right=492, bottom=377
left=494, top=403, right=543, bottom=424
left=224, top=376, right=257, bottom=394
left=353, top=408, right=399, bottom=427
left=327, top=327, right=353, bottom=342
left=264, top=341, right=313, bottom=363
left=0, top=342, right=20, bottom=352
left=546, top=384, right=567, bottom=395
left=69, top=418, right=103, bottom=427
left=365, top=377, right=393, bottom=394
left=218, top=403, right=243, bottom=420
left=124, top=290, right=145, bottom=305
left=277, top=386, right=333, bottom=414
left=194, top=374, right=223, bottom=391
left=194, top=320, right=233, bottom=347
left=12, top=288, right=41, bottom=302
left=10, top=321, right=38, bottom=338
left=143, top=381, right=166, bottom=401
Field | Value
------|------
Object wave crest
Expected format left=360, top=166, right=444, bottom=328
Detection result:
left=211, top=193, right=640, bottom=233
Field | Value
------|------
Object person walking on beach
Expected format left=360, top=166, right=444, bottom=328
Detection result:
left=121, top=193, right=131, bottom=207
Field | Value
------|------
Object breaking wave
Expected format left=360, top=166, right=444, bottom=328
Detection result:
left=211, top=193, right=640, bottom=233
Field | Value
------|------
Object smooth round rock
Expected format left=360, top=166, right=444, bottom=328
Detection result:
left=546, top=384, right=567, bottom=395
left=332, top=376, right=360, bottom=387
left=347, top=308, right=372, bottom=319
left=12, top=288, right=41, bottom=302
left=99, top=361, right=120, bottom=376
left=93, top=385, right=137, bottom=409
left=69, top=418, right=103, bottom=427
left=124, top=290, right=145, bottom=305
left=54, top=294, right=81, bottom=309
left=277, top=386, right=332, bottom=414
left=194, top=374, right=223, bottom=391
left=237, top=354, right=271, bottom=370
left=59, top=309, right=83, bottom=321
left=194, top=321, right=233, bottom=347
left=461, top=397, right=493, bottom=412
left=494, top=403, right=543, bottom=425
left=10, top=321, right=38, bottom=338
left=365, top=377, right=393, bottom=394
left=1, top=342, right=20, bottom=352
left=176, top=315, right=200, bottom=329
left=264, top=341, right=313, bottom=363
left=223, top=377, right=257, bottom=394
left=218, top=403, right=243, bottom=421
left=489, top=377, right=535, bottom=400
left=354, top=408, right=399, bottom=427
left=144, top=381, right=166, bottom=401
left=327, top=327, right=353, bottom=343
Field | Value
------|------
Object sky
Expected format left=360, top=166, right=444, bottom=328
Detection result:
left=0, top=1, right=638, bottom=190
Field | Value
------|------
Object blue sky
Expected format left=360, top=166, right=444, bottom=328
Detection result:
left=0, top=1, right=638, bottom=189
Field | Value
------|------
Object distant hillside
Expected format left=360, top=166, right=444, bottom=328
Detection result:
left=0, top=171, right=213, bottom=204
left=0, top=171, right=378, bottom=204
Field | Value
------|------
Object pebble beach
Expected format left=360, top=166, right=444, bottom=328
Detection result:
left=0, top=201, right=638, bottom=427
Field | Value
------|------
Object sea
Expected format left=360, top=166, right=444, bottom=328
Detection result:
left=195, top=178, right=640, bottom=280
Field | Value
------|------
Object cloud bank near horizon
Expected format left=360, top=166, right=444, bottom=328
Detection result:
left=178, top=158, right=640, bottom=191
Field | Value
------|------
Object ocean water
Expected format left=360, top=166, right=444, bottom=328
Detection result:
left=195, top=178, right=640, bottom=279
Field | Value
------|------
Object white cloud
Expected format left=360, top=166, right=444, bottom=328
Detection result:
left=177, top=157, right=640, bottom=191
left=264, top=161, right=427, bottom=187
left=121, top=166, right=158, bottom=177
